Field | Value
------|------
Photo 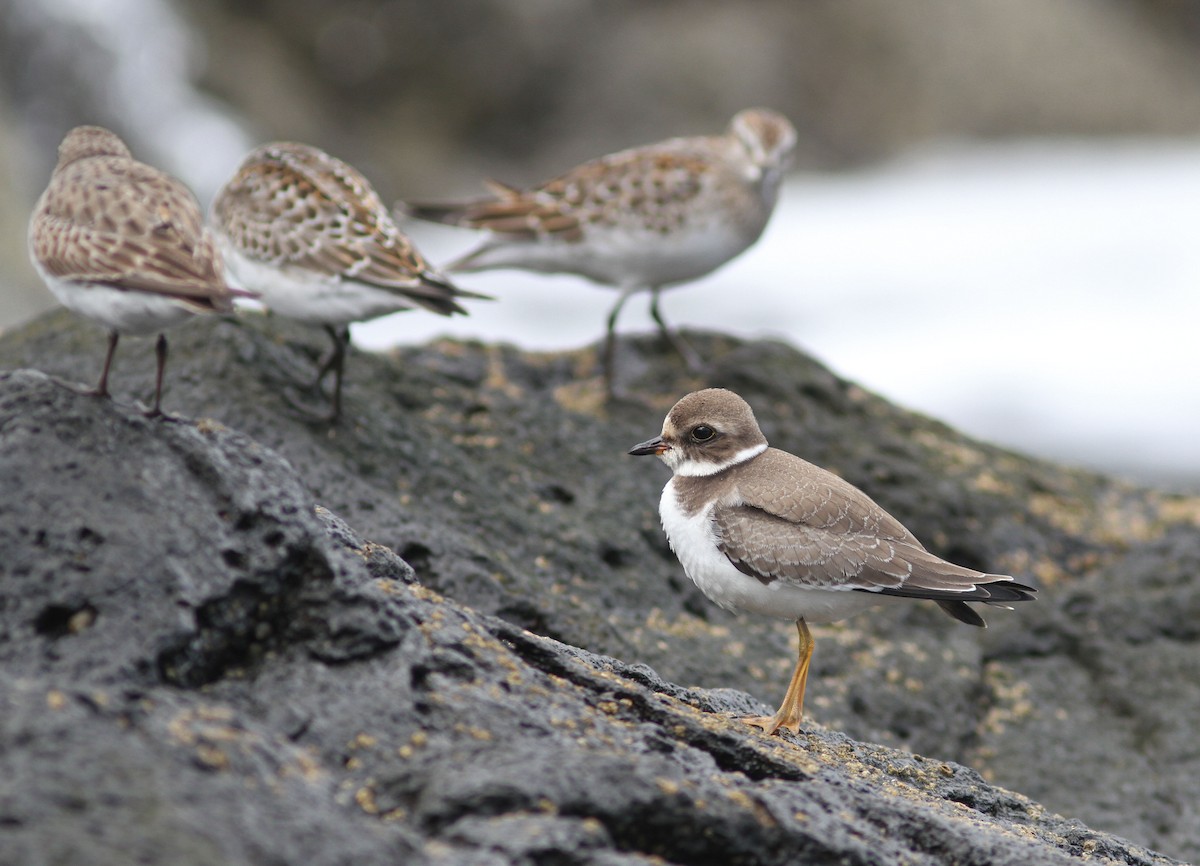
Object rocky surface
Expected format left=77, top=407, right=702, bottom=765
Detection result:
left=1, top=311, right=1199, bottom=864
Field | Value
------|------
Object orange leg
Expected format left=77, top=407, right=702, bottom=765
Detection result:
left=743, top=619, right=813, bottom=735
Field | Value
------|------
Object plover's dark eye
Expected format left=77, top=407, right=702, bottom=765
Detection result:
left=691, top=425, right=715, bottom=442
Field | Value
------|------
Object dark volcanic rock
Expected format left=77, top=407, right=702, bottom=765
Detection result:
left=1, top=312, right=1198, bottom=864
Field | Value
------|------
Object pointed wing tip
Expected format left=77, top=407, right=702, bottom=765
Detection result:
left=983, top=576, right=1038, bottom=604
left=938, top=575, right=1037, bottom=627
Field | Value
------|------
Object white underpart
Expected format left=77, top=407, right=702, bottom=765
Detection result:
left=662, top=442, right=766, bottom=477
left=658, top=483, right=894, bottom=624
left=219, top=243, right=416, bottom=326
left=34, top=268, right=196, bottom=335
left=463, top=216, right=757, bottom=289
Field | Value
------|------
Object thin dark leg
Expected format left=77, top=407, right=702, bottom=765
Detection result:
left=282, top=326, right=348, bottom=422
left=603, top=285, right=640, bottom=397
left=309, top=326, right=344, bottom=391
left=326, top=325, right=349, bottom=423
left=142, top=334, right=168, bottom=418
left=649, top=288, right=701, bottom=372
left=94, top=331, right=120, bottom=398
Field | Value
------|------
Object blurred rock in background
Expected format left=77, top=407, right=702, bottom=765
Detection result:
left=187, top=0, right=1200, bottom=193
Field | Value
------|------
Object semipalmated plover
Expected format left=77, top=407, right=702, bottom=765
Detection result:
left=28, top=125, right=244, bottom=417
left=629, top=388, right=1036, bottom=736
left=210, top=141, right=486, bottom=422
left=400, top=109, right=797, bottom=395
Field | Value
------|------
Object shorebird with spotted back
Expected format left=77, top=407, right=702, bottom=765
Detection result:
left=211, top=141, right=487, bottom=422
left=28, top=125, right=247, bottom=417
left=629, top=388, right=1036, bottom=735
left=401, top=109, right=797, bottom=396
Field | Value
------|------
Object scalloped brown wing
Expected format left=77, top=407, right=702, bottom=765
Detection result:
left=213, top=144, right=465, bottom=315
left=713, top=503, right=918, bottom=589
left=712, top=448, right=1014, bottom=597
left=733, top=449, right=920, bottom=546
left=712, top=501, right=1024, bottom=604
left=414, top=182, right=585, bottom=243
left=405, top=140, right=714, bottom=242
left=32, top=157, right=232, bottom=311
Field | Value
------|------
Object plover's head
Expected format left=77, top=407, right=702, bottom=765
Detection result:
left=56, top=126, right=133, bottom=169
left=729, top=108, right=797, bottom=175
left=629, top=388, right=768, bottom=477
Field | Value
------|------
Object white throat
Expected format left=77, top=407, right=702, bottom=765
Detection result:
left=665, top=441, right=766, bottom=477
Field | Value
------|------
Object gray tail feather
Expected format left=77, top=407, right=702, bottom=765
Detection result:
left=421, top=270, right=493, bottom=303
left=403, top=277, right=492, bottom=317
left=396, top=200, right=469, bottom=227
left=936, top=600, right=988, bottom=627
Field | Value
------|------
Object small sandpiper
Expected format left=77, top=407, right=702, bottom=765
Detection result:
left=401, top=108, right=797, bottom=395
left=210, top=141, right=486, bottom=422
left=629, top=388, right=1036, bottom=736
left=28, top=125, right=245, bottom=417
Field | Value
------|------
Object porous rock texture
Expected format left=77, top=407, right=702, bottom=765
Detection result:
left=1, top=310, right=1197, bottom=865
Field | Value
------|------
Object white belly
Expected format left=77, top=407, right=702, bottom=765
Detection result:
left=461, top=217, right=758, bottom=289
left=658, top=481, right=890, bottom=624
left=37, top=271, right=196, bottom=336
left=220, top=244, right=415, bottom=325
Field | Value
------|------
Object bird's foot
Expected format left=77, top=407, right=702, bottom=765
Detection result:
left=739, top=714, right=800, bottom=737
left=50, top=377, right=110, bottom=399
left=133, top=401, right=182, bottom=422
